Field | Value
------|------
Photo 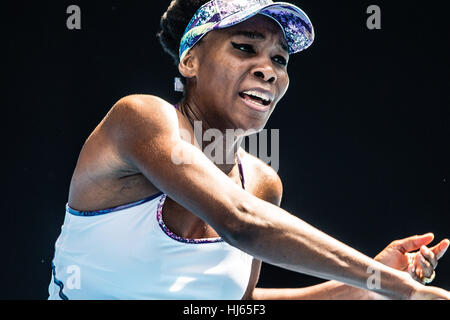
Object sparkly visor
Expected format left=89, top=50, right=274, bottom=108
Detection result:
left=179, top=0, right=315, bottom=61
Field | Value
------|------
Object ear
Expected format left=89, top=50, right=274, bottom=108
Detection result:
left=178, top=49, right=199, bottom=80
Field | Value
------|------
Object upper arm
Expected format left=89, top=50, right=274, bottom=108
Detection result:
left=106, top=96, right=283, bottom=299
left=104, top=95, right=247, bottom=241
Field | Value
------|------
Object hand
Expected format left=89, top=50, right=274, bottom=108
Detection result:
left=374, top=233, right=449, bottom=284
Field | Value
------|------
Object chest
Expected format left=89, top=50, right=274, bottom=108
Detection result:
left=161, top=164, right=257, bottom=241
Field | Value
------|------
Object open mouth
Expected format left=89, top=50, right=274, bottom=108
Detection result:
left=239, top=91, right=272, bottom=107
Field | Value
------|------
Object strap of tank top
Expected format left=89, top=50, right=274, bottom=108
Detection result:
left=174, top=103, right=246, bottom=190
left=236, top=152, right=246, bottom=190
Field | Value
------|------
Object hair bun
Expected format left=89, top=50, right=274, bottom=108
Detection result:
left=157, top=0, right=209, bottom=66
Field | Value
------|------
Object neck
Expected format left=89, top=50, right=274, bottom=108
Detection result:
left=177, top=97, right=244, bottom=175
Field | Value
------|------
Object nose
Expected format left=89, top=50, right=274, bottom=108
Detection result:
left=252, top=63, right=277, bottom=84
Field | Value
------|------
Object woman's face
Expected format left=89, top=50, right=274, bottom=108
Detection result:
left=184, top=14, right=290, bottom=133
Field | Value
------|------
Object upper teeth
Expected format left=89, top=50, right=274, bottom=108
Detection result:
left=243, top=90, right=271, bottom=102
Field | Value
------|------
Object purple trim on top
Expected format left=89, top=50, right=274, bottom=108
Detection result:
left=66, top=192, right=164, bottom=217
left=155, top=123, right=246, bottom=243
left=69, top=101, right=247, bottom=245
left=156, top=194, right=224, bottom=244
left=236, top=152, right=246, bottom=190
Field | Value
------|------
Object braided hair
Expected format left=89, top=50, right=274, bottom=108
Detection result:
left=157, top=0, right=209, bottom=66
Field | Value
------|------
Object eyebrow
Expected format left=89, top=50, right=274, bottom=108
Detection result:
left=231, top=30, right=289, bottom=53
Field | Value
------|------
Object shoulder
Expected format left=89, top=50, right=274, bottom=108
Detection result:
left=101, top=94, right=181, bottom=143
left=107, top=94, right=178, bottom=127
left=240, top=150, right=283, bottom=207
left=93, top=94, right=185, bottom=167
left=113, top=94, right=170, bottom=110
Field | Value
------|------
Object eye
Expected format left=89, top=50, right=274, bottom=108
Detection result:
left=273, top=55, right=288, bottom=66
left=231, top=42, right=255, bottom=53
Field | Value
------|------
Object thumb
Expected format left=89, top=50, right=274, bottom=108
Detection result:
left=392, top=233, right=435, bottom=253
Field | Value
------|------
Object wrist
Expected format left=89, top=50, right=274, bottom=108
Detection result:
left=385, top=269, right=416, bottom=300
left=367, top=261, right=414, bottom=300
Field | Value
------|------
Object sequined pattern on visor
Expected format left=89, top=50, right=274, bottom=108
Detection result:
left=178, top=0, right=314, bottom=61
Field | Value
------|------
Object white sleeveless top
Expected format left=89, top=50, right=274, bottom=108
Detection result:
left=48, top=156, right=253, bottom=300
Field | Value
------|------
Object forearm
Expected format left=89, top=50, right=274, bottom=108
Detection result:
left=226, top=192, right=413, bottom=299
left=251, top=281, right=388, bottom=300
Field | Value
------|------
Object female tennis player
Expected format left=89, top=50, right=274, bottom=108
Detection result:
left=48, top=0, right=450, bottom=300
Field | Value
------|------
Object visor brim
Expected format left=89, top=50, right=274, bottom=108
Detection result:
left=215, top=2, right=315, bottom=54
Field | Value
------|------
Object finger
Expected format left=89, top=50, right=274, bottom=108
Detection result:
left=391, top=233, right=434, bottom=253
left=414, top=254, right=433, bottom=279
left=407, top=261, right=422, bottom=283
left=420, top=245, right=437, bottom=269
left=429, top=239, right=450, bottom=260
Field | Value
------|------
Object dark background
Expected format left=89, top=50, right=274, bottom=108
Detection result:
left=3, top=1, right=449, bottom=299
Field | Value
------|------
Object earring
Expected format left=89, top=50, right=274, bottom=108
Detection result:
left=174, top=77, right=184, bottom=92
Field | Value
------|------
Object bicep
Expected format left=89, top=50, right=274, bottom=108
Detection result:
left=109, top=95, right=247, bottom=240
